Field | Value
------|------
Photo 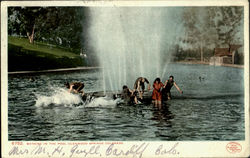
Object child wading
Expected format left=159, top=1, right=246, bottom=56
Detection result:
left=152, top=78, right=164, bottom=107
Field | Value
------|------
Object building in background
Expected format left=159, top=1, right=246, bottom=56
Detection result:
left=209, top=44, right=242, bottom=65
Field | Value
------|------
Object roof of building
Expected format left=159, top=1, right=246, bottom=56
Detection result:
left=214, top=44, right=242, bottom=57
left=214, top=48, right=231, bottom=57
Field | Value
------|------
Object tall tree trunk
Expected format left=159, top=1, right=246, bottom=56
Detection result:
left=27, top=25, right=35, bottom=44
left=200, top=41, right=203, bottom=62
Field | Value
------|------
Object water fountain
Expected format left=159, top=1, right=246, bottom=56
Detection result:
left=8, top=7, right=245, bottom=141
left=87, top=7, right=184, bottom=93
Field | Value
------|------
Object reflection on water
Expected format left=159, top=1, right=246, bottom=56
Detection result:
left=8, top=64, right=244, bottom=140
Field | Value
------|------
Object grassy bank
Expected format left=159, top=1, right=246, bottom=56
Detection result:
left=8, top=36, right=85, bottom=72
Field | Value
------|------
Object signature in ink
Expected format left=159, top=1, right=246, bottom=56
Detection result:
left=70, top=144, right=101, bottom=157
left=155, top=142, right=180, bottom=155
left=9, top=146, right=29, bottom=156
left=106, top=142, right=149, bottom=158
left=9, top=145, right=65, bottom=157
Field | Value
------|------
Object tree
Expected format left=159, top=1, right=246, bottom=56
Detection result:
left=180, top=7, right=244, bottom=61
left=8, top=7, right=86, bottom=51
left=181, top=7, right=217, bottom=61
left=207, top=7, right=244, bottom=46
left=8, top=7, right=49, bottom=43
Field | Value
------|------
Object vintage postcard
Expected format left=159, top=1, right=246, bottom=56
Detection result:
left=1, top=0, right=249, bottom=157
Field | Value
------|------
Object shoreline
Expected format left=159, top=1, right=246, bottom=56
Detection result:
left=174, top=60, right=244, bottom=69
left=8, top=61, right=244, bottom=75
left=8, top=66, right=102, bottom=75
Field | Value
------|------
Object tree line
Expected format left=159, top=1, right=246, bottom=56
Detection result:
left=174, top=6, right=244, bottom=62
left=8, top=7, right=244, bottom=63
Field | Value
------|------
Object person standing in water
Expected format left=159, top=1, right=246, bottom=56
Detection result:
left=162, top=75, right=183, bottom=100
left=121, top=85, right=138, bottom=104
left=152, top=78, right=164, bottom=106
left=65, top=82, right=85, bottom=96
left=133, top=77, right=151, bottom=100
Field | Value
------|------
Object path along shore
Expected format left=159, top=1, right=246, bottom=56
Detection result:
left=8, top=61, right=244, bottom=75
left=175, top=60, right=244, bottom=69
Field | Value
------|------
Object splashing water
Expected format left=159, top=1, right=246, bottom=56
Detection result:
left=35, top=87, right=120, bottom=108
left=83, top=96, right=121, bottom=108
left=35, top=88, right=83, bottom=107
left=88, top=7, right=184, bottom=91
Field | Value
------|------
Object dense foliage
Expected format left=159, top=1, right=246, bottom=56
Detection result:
left=181, top=7, right=243, bottom=48
left=8, top=7, right=89, bottom=53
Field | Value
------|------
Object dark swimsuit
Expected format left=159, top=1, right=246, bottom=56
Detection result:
left=133, top=77, right=149, bottom=92
left=72, top=82, right=84, bottom=92
left=162, top=80, right=174, bottom=100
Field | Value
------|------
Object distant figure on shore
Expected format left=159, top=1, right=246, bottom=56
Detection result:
left=162, top=76, right=183, bottom=100
left=121, top=85, right=138, bottom=104
left=133, top=77, right=151, bottom=100
left=152, top=78, right=164, bottom=106
left=65, top=82, right=85, bottom=96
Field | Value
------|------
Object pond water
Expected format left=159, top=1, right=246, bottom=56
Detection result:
left=8, top=64, right=245, bottom=141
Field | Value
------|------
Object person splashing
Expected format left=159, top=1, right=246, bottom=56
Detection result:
left=152, top=78, right=164, bottom=107
left=65, top=82, right=85, bottom=96
left=162, top=75, right=183, bottom=100
left=121, top=85, right=138, bottom=105
left=133, top=77, right=151, bottom=101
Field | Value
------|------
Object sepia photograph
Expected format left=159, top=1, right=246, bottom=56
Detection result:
left=1, top=0, right=249, bottom=157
